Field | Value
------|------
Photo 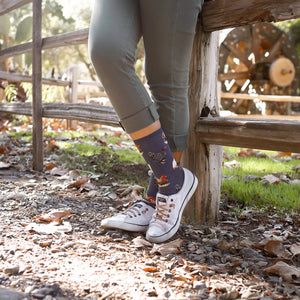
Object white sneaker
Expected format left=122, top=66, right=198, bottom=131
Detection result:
left=146, top=168, right=198, bottom=243
left=101, top=201, right=155, bottom=232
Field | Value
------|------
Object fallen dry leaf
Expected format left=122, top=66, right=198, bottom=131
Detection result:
left=46, top=140, right=60, bottom=151
left=237, top=149, right=267, bottom=158
left=263, top=240, right=291, bottom=259
left=151, top=239, right=183, bottom=256
left=292, top=165, right=300, bottom=172
left=115, top=184, right=144, bottom=198
left=290, top=243, right=300, bottom=257
left=25, top=222, right=72, bottom=235
left=264, top=261, right=300, bottom=282
left=276, top=152, right=291, bottom=158
left=114, top=131, right=123, bottom=137
left=223, top=152, right=233, bottom=160
left=45, top=162, right=57, bottom=170
left=32, top=208, right=71, bottom=223
left=142, top=266, right=158, bottom=272
left=50, top=165, right=68, bottom=176
left=80, top=181, right=97, bottom=191
left=224, top=160, right=240, bottom=169
left=131, top=236, right=152, bottom=248
left=68, top=175, right=89, bottom=189
left=0, top=162, right=11, bottom=169
left=261, top=174, right=280, bottom=185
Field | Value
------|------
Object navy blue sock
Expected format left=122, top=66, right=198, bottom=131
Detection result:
left=134, top=128, right=184, bottom=195
left=143, top=172, right=158, bottom=208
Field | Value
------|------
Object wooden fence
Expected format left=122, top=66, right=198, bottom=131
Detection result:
left=0, top=0, right=300, bottom=224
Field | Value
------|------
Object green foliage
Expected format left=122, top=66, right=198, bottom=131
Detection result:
left=42, top=130, right=148, bottom=186
left=21, top=82, right=65, bottom=103
left=4, top=84, right=18, bottom=102
left=15, top=16, right=32, bottom=43
left=276, top=19, right=300, bottom=62
left=222, top=147, right=300, bottom=212
left=0, top=14, right=11, bottom=36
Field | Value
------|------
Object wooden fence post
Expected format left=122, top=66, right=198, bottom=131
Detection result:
left=183, top=19, right=223, bottom=224
left=32, top=0, right=43, bottom=171
left=68, top=66, right=79, bottom=130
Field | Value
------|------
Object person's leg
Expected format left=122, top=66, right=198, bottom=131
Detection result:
left=88, top=0, right=159, bottom=134
left=140, top=0, right=203, bottom=154
left=139, top=0, right=203, bottom=243
left=89, top=0, right=158, bottom=231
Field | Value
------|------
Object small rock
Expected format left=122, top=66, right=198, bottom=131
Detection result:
left=193, top=281, right=206, bottom=290
left=25, top=286, right=35, bottom=294
left=31, top=284, right=59, bottom=299
left=88, top=243, right=97, bottom=250
left=4, top=266, right=19, bottom=275
left=63, top=241, right=76, bottom=249
left=39, top=240, right=52, bottom=247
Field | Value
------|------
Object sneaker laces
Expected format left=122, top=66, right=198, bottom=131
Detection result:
left=153, top=196, right=175, bottom=223
left=122, top=203, right=147, bottom=218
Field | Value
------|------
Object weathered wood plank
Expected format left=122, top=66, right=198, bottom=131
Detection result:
left=183, top=18, right=222, bottom=224
left=0, top=103, right=32, bottom=116
left=0, top=71, right=105, bottom=89
left=0, top=71, right=70, bottom=86
left=0, top=0, right=31, bottom=16
left=197, top=117, right=300, bottom=152
left=43, top=103, right=119, bottom=126
left=42, top=28, right=89, bottom=49
left=0, top=102, right=119, bottom=127
left=32, top=0, right=43, bottom=171
left=0, top=29, right=89, bottom=59
left=202, top=0, right=300, bottom=32
left=0, top=43, right=32, bottom=60
left=221, top=92, right=300, bottom=103
left=68, top=66, right=79, bottom=129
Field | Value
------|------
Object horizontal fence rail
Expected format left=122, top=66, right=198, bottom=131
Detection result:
left=0, top=70, right=104, bottom=88
left=0, top=28, right=89, bottom=60
left=2, top=103, right=300, bottom=153
left=0, top=0, right=31, bottom=16
left=197, top=117, right=300, bottom=152
left=202, top=0, right=300, bottom=32
left=0, top=102, right=119, bottom=127
left=221, top=92, right=300, bottom=103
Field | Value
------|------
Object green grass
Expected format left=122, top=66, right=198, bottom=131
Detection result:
left=7, top=129, right=300, bottom=212
left=222, top=147, right=300, bottom=212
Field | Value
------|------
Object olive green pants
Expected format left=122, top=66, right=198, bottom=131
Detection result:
left=88, top=0, right=203, bottom=151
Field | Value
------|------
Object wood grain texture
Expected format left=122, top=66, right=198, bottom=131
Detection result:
left=197, top=117, right=300, bottom=152
left=0, top=29, right=89, bottom=59
left=0, top=0, right=31, bottom=16
left=182, top=19, right=222, bottom=224
left=32, top=0, right=43, bottom=171
left=0, top=103, right=119, bottom=127
left=202, top=0, right=300, bottom=32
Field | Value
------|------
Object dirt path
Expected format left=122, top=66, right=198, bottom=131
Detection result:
left=0, top=166, right=299, bottom=299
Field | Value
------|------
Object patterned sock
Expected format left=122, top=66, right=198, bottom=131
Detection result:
left=143, top=172, right=158, bottom=208
left=134, top=128, right=184, bottom=196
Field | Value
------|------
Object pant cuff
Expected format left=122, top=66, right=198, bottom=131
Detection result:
left=119, top=102, right=159, bottom=134
left=166, top=134, right=188, bottom=152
